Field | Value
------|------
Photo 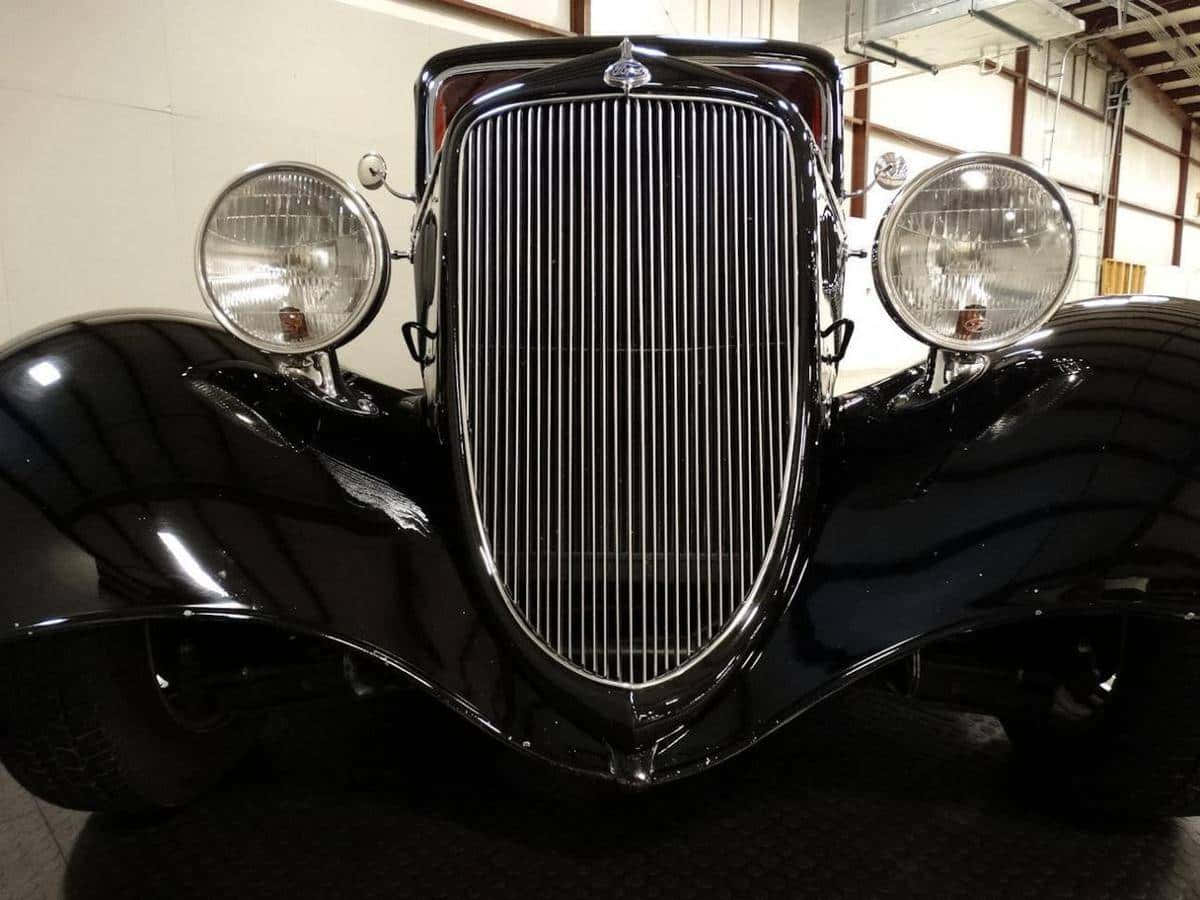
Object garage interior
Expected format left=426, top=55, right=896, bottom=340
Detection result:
left=3, top=0, right=1200, bottom=896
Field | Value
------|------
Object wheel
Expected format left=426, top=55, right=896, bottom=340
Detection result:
left=0, top=624, right=255, bottom=813
left=1003, top=616, right=1200, bottom=818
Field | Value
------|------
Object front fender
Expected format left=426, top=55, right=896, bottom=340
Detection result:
left=0, top=311, right=613, bottom=775
left=651, top=294, right=1200, bottom=776
left=2, top=298, right=1200, bottom=785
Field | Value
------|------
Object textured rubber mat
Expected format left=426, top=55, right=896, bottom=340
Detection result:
left=4, top=688, right=1200, bottom=899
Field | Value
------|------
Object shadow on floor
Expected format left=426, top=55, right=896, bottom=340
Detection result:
left=16, top=689, right=1200, bottom=898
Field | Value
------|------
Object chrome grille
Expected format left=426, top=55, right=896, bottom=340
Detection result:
left=455, top=95, right=802, bottom=686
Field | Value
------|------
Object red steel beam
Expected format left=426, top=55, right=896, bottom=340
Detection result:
left=850, top=63, right=870, bottom=219
left=1103, top=106, right=1125, bottom=260
left=569, top=0, right=589, bottom=35
left=1011, top=47, right=1029, bottom=156
left=1173, top=125, right=1192, bottom=265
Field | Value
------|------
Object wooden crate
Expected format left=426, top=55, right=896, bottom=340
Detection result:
left=1100, top=258, right=1146, bottom=295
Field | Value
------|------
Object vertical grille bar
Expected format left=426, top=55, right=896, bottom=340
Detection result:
left=669, top=101, right=682, bottom=670
left=456, top=95, right=803, bottom=685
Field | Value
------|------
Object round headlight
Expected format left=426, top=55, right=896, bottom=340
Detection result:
left=195, top=162, right=389, bottom=355
left=873, top=154, right=1076, bottom=352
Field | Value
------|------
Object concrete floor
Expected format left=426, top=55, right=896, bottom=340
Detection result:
left=3, top=688, right=1200, bottom=899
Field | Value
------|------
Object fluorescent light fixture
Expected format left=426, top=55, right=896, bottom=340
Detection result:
left=157, top=530, right=229, bottom=597
left=28, top=361, right=61, bottom=387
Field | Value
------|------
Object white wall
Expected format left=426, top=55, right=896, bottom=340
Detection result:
left=1180, top=223, right=1200, bottom=297
left=1027, top=102, right=1108, bottom=193
left=1114, top=207, right=1177, bottom=268
left=488, top=0, right=570, bottom=29
left=0, top=0, right=532, bottom=390
left=592, top=0, right=778, bottom=37
left=871, top=64, right=1013, bottom=154
left=1065, top=188, right=1103, bottom=301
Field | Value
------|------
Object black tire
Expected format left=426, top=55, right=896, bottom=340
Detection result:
left=1004, top=616, right=1200, bottom=819
left=0, top=624, right=255, bottom=813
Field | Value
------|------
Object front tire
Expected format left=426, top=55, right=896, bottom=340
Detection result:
left=0, top=624, right=254, bottom=813
left=1004, top=616, right=1200, bottom=818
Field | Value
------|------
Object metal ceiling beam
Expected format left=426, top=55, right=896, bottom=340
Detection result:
left=1145, top=55, right=1200, bottom=76
left=1096, top=38, right=1194, bottom=126
left=1151, top=66, right=1196, bottom=84
left=1113, top=17, right=1200, bottom=51
left=1078, top=0, right=1196, bottom=33
left=1131, top=49, right=1192, bottom=67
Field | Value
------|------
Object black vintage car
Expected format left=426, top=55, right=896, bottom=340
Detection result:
left=1, top=35, right=1198, bottom=818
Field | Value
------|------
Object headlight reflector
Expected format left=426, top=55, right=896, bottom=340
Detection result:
left=195, top=163, right=388, bottom=354
left=873, top=155, right=1076, bottom=352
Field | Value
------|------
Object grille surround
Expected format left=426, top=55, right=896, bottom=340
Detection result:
left=451, top=92, right=808, bottom=688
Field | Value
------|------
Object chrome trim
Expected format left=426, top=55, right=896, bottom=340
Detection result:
left=871, top=153, right=1079, bottom=354
left=194, top=161, right=390, bottom=356
left=412, top=152, right=442, bottom=231
left=274, top=350, right=379, bottom=415
left=357, top=151, right=418, bottom=202
left=887, top=348, right=990, bottom=411
left=454, top=93, right=805, bottom=688
left=604, top=37, right=652, bottom=92
left=424, top=54, right=834, bottom=186
left=926, top=347, right=988, bottom=395
left=843, top=150, right=908, bottom=198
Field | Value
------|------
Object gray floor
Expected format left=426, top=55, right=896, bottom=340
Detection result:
left=4, top=688, right=1200, bottom=899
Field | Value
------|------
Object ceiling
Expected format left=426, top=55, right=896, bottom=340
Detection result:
left=1065, top=0, right=1200, bottom=121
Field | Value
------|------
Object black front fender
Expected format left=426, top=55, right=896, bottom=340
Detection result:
left=0, top=312, right=614, bottom=775
left=652, top=295, right=1200, bottom=776
left=2, top=299, right=1200, bottom=785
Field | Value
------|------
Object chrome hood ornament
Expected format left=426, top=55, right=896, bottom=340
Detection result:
left=603, top=38, right=651, bottom=94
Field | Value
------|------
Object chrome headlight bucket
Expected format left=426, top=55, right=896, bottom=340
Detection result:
left=873, top=154, right=1077, bottom=353
left=195, top=162, right=389, bottom=355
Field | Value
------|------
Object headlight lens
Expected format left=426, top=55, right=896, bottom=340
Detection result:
left=873, top=155, right=1076, bottom=352
left=195, top=163, right=388, bottom=354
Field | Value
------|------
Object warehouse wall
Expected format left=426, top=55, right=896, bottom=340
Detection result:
left=0, top=0, right=534, bottom=390
left=2, top=0, right=1195, bottom=394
